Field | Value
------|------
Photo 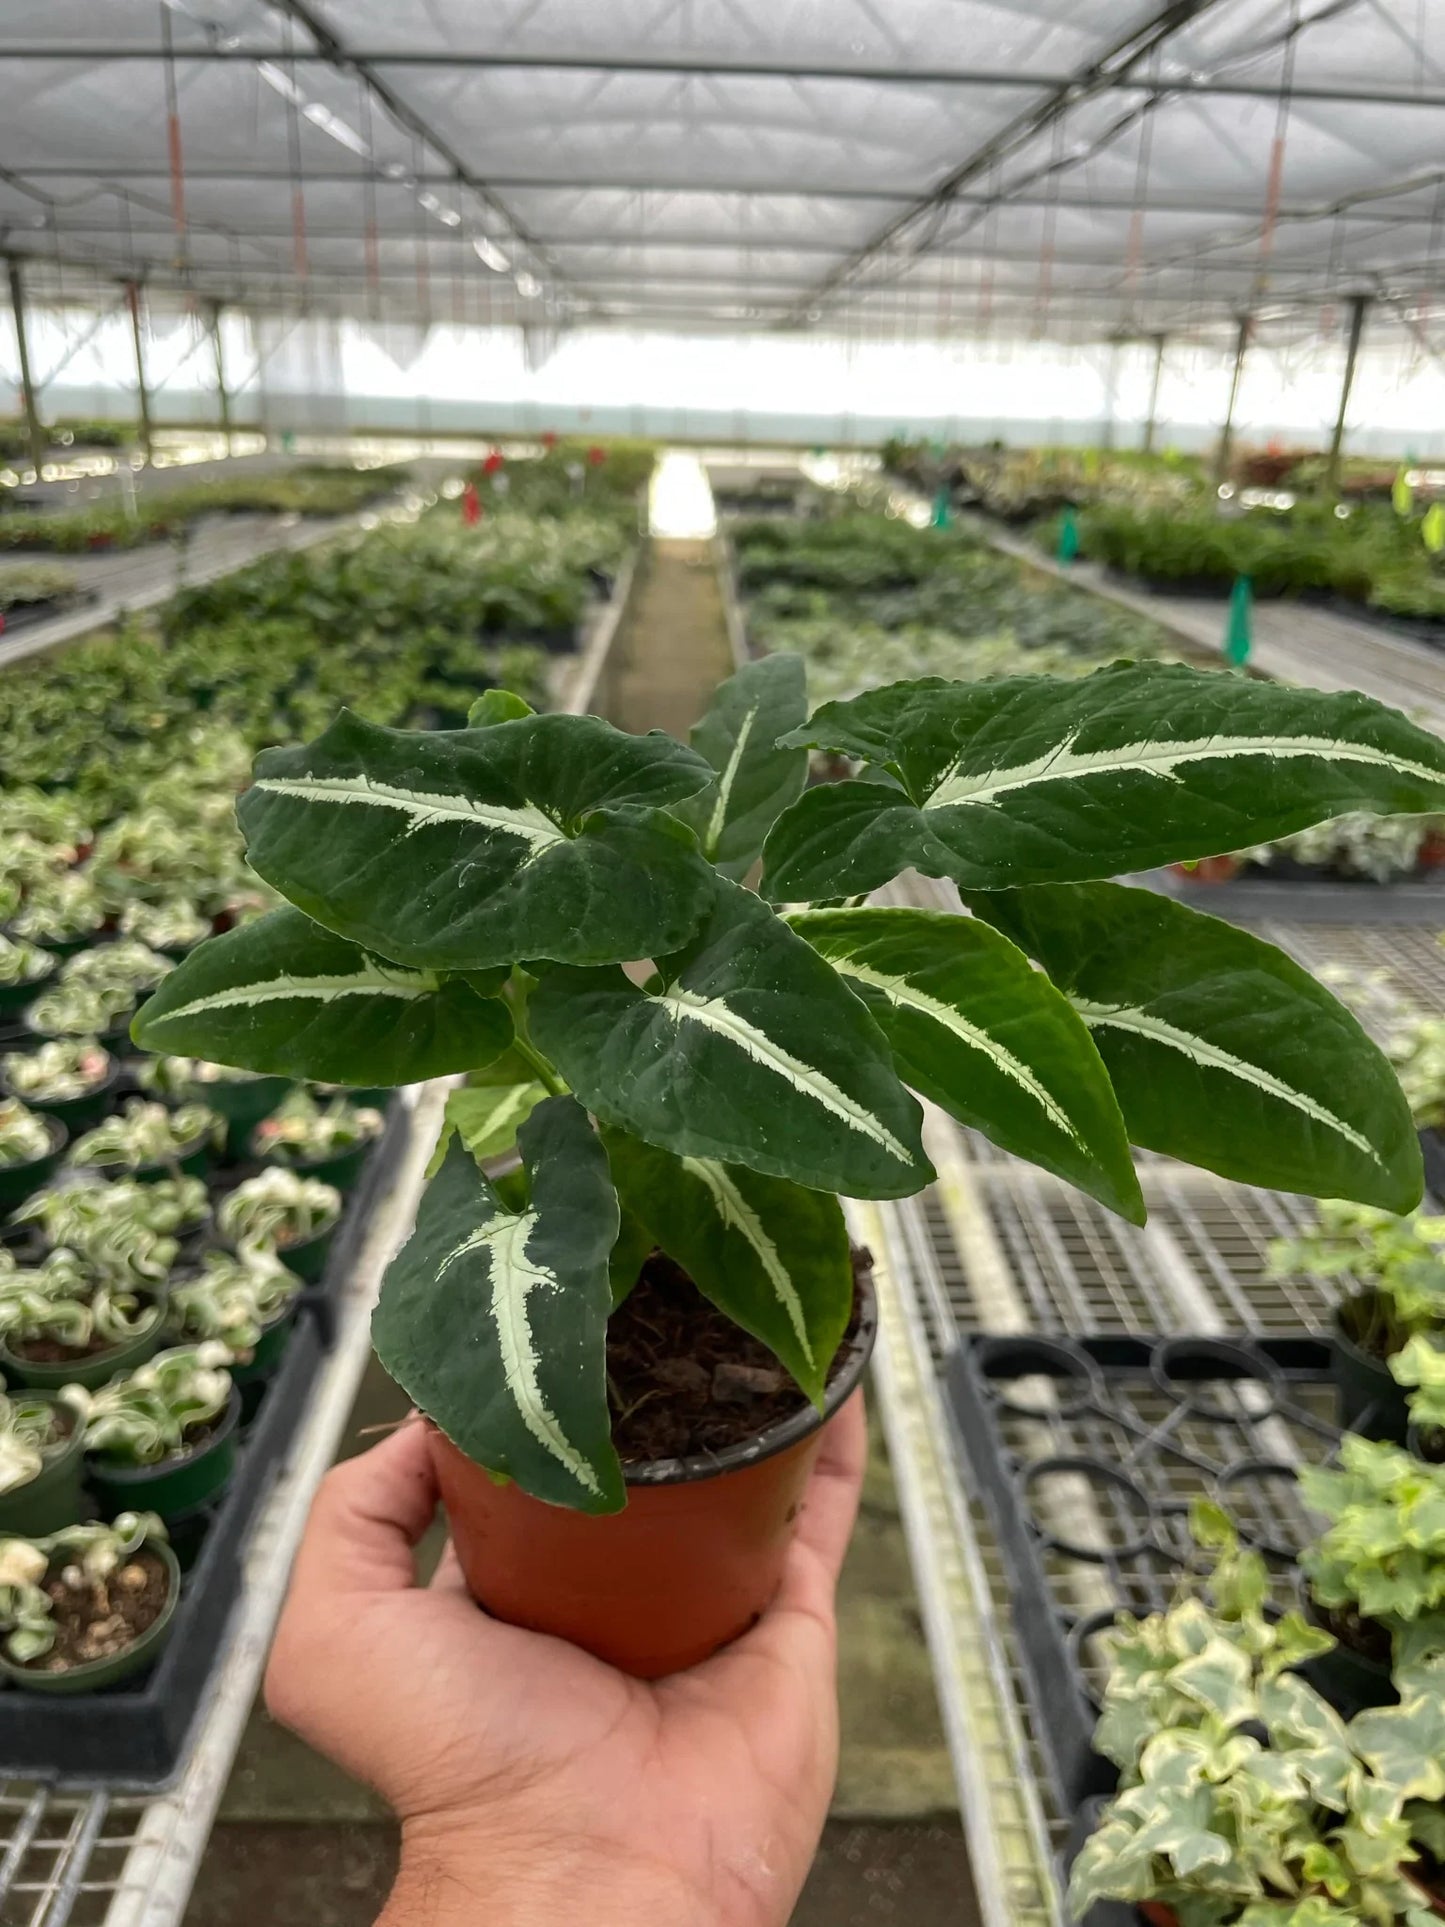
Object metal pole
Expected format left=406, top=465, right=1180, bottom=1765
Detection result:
left=126, top=282, right=155, bottom=462
left=1214, top=313, right=1250, bottom=489
left=6, top=259, right=48, bottom=478
left=208, top=301, right=233, bottom=456
left=1325, top=293, right=1369, bottom=496
left=1142, top=332, right=1167, bottom=454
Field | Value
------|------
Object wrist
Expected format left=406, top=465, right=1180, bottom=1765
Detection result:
left=379, top=1816, right=705, bottom=1927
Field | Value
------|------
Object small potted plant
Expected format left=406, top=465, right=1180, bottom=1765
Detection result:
left=116, top=898, right=212, bottom=959
left=0, top=1099, right=66, bottom=1212
left=137, top=659, right=1445, bottom=1674
left=1297, top=1434, right=1445, bottom=1712
left=70, top=1099, right=220, bottom=1184
left=8, top=873, right=106, bottom=956
left=251, top=1090, right=384, bottom=1191
left=14, top=1173, right=207, bottom=1283
left=138, top=1054, right=293, bottom=1163
left=0, top=1038, right=118, bottom=1133
left=1068, top=1502, right=1445, bottom=1927
left=24, top=979, right=136, bottom=1053
left=74, top=1343, right=237, bottom=1522
left=0, top=1512, right=179, bottom=1694
left=166, top=1249, right=302, bottom=1388
left=0, top=1384, right=87, bottom=1537
left=1394, top=1334, right=1445, bottom=1463
left=60, top=937, right=173, bottom=1007
left=1269, top=1204, right=1445, bottom=1441
left=0, top=935, right=57, bottom=1018
left=0, top=1252, right=166, bottom=1391
left=214, top=1169, right=342, bottom=1282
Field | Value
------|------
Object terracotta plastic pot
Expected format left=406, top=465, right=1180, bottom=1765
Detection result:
left=428, top=1282, right=877, bottom=1679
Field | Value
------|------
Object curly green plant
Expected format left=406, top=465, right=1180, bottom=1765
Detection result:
left=0, top=1389, right=82, bottom=1498
left=0, top=1252, right=161, bottom=1354
left=70, top=1100, right=219, bottom=1174
left=117, top=898, right=211, bottom=951
left=25, top=977, right=133, bottom=1038
left=0, top=1100, right=52, bottom=1167
left=215, top=1168, right=341, bottom=1254
left=255, top=1091, right=383, bottom=1163
left=1, top=1037, right=112, bottom=1105
left=9, top=871, right=105, bottom=946
left=1299, top=1435, right=1445, bottom=1658
left=0, top=1512, right=169, bottom=1664
left=15, top=1174, right=206, bottom=1283
left=74, top=1344, right=232, bottom=1467
left=1245, top=812, right=1444, bottom=883
left=60, top=940, right=172, bottom=999
left=166, top=1251, right=300, bottom=1354
left=0, top=937, right=55, bottom=990
left=1268, top=1203, right=1445, bottom=1359
left=1069, top=1502, right=1445, bottom=1927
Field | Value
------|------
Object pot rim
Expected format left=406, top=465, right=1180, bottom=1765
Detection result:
left=0, top=1537, right=181, bottom=1687
left=620, top=1271, right=878, bottom=1488
left=0, top=1288, right=168, bottom=1373
left=87, top=1382, right=240, bottom=1484
left=0, top=1053, right=120, bottom=1109
left=0, top=1112, right=68, bottom=1172
left=76, top=1126, right=213, bottom=1180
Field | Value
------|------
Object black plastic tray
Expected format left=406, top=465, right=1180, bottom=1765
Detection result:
left=1422, top=1128, right=1445, bottom=1206
left=298, top=1092, right=412, bottom=1349
left=1136, top=866, right=1445, bottom=924
left=946, top=1332, right=1341, bottom=1809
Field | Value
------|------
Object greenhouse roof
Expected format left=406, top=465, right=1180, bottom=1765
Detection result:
left=2, top=0, right=1443, bottom=346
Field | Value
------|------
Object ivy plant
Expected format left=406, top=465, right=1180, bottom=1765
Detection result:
left=1299, top=1435, right=1445, bottom=1653
left=1268, top=1204, right=1445, bottom=1358
left=138, top=657, right=1445, bottom=1513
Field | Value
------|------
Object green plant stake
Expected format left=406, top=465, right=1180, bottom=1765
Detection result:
left=929, top=485, right=950, bottom=530
left=1395, top=466, right=1416, bottom=519
left=1224, top=572, right=1253, bottom=667
left=1424, top=503, right=1445, bottom=556
left=1056, top=506, right=1080, bottom=565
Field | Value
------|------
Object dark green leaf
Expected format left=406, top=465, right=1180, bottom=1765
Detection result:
left=467, top=689, right=535, bottom=726
left=372, top=1098, right=624, bottom=1513
left=762, top=664, right=1445, bottom=901
left=791, top=905, right=1142, bottom=1223
left=608, top=1204, right=654, bottom=1307
left=970, top=881, right=1422, bottom=1212
left=603, top=1128, right=853, bottom=1402
left=672, top=653, right=809, bottom=880
left=530, top=876, right=931, bottom=1199
left=132, top=905, right=513, bottom=1085
left=238, top=708, right=716, bottom=969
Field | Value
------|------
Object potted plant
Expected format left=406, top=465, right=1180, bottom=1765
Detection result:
left=0, top=1385, right=87, bottom=1536
left=14, top=1173, right=207, bottom=1283
left=1394, top=1335, right=1445, bottom=1463
left=24, top=979, right=136, bottom=1052
left=1297, top=1435, right=1445, bottom=1712
left=138, top=1054, right=293, bottom=1163
left=0, top=1512, right=179, bottom=1694
left=0, top=1252, right=166, bottom=1390
left=251, top=1089, right=384, bottom=1190
left=0, top=1099, right=67, bottom=1211
left=0, top=1038, right=118, bottom=1133
left=8, top=873, right=106, bottom=955
left=213, top=1169, right=342, bottom=1282
left=74, top=1343, right=237, bottom=1522
left=166, top=1249, right=302, bottom=1386
left=1269, top=1205, right=1445, bottom=1441
left=0, top=935, right=57, bottom=1017
left=1068, top=1503, right=1445, bottom=1927
left=136, top=661, right=1445, bottom=1674
left=70, top=1099, right=220, bottom=1183
left=116, top=898, right=212, bottom=958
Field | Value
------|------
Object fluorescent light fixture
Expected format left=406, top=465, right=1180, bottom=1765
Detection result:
left=417, top=191, right=441, bottom=214
left=515, top=270, right=542, bottom=299
left=437, top=208, right=462, bottom=228
left=303, top=103, right=370, bottom=157
left=256, top=59, right=307, bottom=108
left=473, top=237, right=510, bottom=272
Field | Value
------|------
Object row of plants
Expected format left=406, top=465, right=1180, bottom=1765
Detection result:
left=880, top=437, right=1204, bottom=525
left=0, top=420, right=135, bottom=461
left=0, top=463, right=407, bottom=554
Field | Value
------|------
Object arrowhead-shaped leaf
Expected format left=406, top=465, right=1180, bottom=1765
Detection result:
left=970, top=880, right=1422, bottom=1212
left=672, top=654, right=809, bottom=881
left=603, top=1128, right=853, bottom=1402
left=761, top=663, right=1445, bottom=901
left=530, top=877, right=932, bottom=1199
left=372, top=1098, right=624, bottom=1513
left=790, top=905, right=1143, bottom=1223
left=428, top=1083, right=549, bottom=1176
left=238, top=708, right=717, bottom=970
left=132, top=905, right=513, bottom=1085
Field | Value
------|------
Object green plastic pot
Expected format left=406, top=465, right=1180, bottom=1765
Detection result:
left=270, top=1218, right=337, bottom=1284
left=201, top=1074, right=294, bottom=1163
left=119, top=1132, right=213, bottom=1186
left=0, top=1114, right=67, bottom=1212
left=0, top=1293, right=168, bottom=1392
left=229, top=1303, right=298, bottom=1389
left=88, top=1386, right=240, bottom=1522
left=0, top=1400, right=86, bottom=1536
left=0, top=959, right=57, bottom=1018
left=258, top=1135, right=369, bottom=1193
left=0, top=1539, right=181, bottom=1694
left=7, top=1058, right=121, bottom=1135
left=1332, top=1293, right=1410, bottom=1442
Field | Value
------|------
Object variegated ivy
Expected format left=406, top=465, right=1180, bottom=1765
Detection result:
left=136, top=656, right=1445, bottom=1513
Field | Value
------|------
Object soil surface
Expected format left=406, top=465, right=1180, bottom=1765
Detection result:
left=607, top=1246, right=869, bottom=1462
left=19, top=1544, right=169, bottom=1672
left=14, top=1328, right=128, bottom=1363
left=1312, top=1593, right=1392, bottom=1666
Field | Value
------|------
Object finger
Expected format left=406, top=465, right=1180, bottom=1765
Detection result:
left=290, top=1418, right=440, bottom=1600
left=426, top=1540, right=471, bottom=1595
left=791, top=1391, right=867, bottom=1587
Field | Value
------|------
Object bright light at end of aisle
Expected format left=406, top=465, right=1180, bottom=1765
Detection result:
left=648, top=453, right=717, bottom=538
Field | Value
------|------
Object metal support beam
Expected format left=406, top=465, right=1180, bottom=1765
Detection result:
left=1142, top=332, right=1167, bottom=453
left=1214, top=314, right=1251, bottom=489
left=1325, top=294, right=1369, bottom=496
left=6, top=258, right=48, bottom=476
left=209, top=300, right=233, bottom=455
left=125, top=281, right=155, bottom=462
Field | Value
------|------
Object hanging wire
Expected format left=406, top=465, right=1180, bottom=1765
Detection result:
left=1123, top=53, right=1161, bottom=333
left=158, top=1, right=189, bottom=280
left=1252, top=0, right=1301, bottom=309
left=358, top=82, right=382, bottom=321
left=1032, top=118, right=1067, bottom=340
left=283, top=16, right=310, bottom=302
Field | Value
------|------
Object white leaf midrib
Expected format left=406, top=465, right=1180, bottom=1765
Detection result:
left=704, top=702, right=759, bottom=857
left=680, top=1156, right=813, bottom=1363
left=159, top=967, right=436, bottom=1021
left=253, top=773, right=565, bottom=851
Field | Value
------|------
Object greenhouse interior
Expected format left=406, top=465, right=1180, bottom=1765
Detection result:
left=8, top=4, right=1445, bottom=1926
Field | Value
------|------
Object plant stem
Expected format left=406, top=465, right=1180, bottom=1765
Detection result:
left=510, top=1035, right=567, bottom=1098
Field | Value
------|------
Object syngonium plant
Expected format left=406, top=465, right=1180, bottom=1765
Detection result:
left=137, top=655, right=1445, bottom=1514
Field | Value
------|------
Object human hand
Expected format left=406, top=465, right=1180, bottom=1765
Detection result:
left=265, top=1394, right=867, bottom=1927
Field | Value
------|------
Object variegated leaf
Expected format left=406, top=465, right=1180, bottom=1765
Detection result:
left=530, top=876, right=931, bottom=1199
left=969, top=881, right=1422, bottom=1213
left=132, top=905, right=512, bottom=1085
left=672, top=653, right=809, bottom=881
left=761, top=663, right=1445, bottom=902
left=603, top=1127, right=853, bottom=1402
left=238, top=708, right=717, bottom=970
left=790, top=906, right=1143, bottom=1223
left=372, top=1098, right=624, bottom=1513
left=427, top=1082, right=549, bottom=1176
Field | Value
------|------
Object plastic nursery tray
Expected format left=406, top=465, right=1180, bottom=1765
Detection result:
left=297, top=1091, right=410, bottom=1348
left=946, top=1332, right=1341, bottom=1810
left=1135, top=865, right=1445, bottom=925
left=1422, top=1128, right=1445, bottom=1206
left=0, top=1313, right=323, bottom=1785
